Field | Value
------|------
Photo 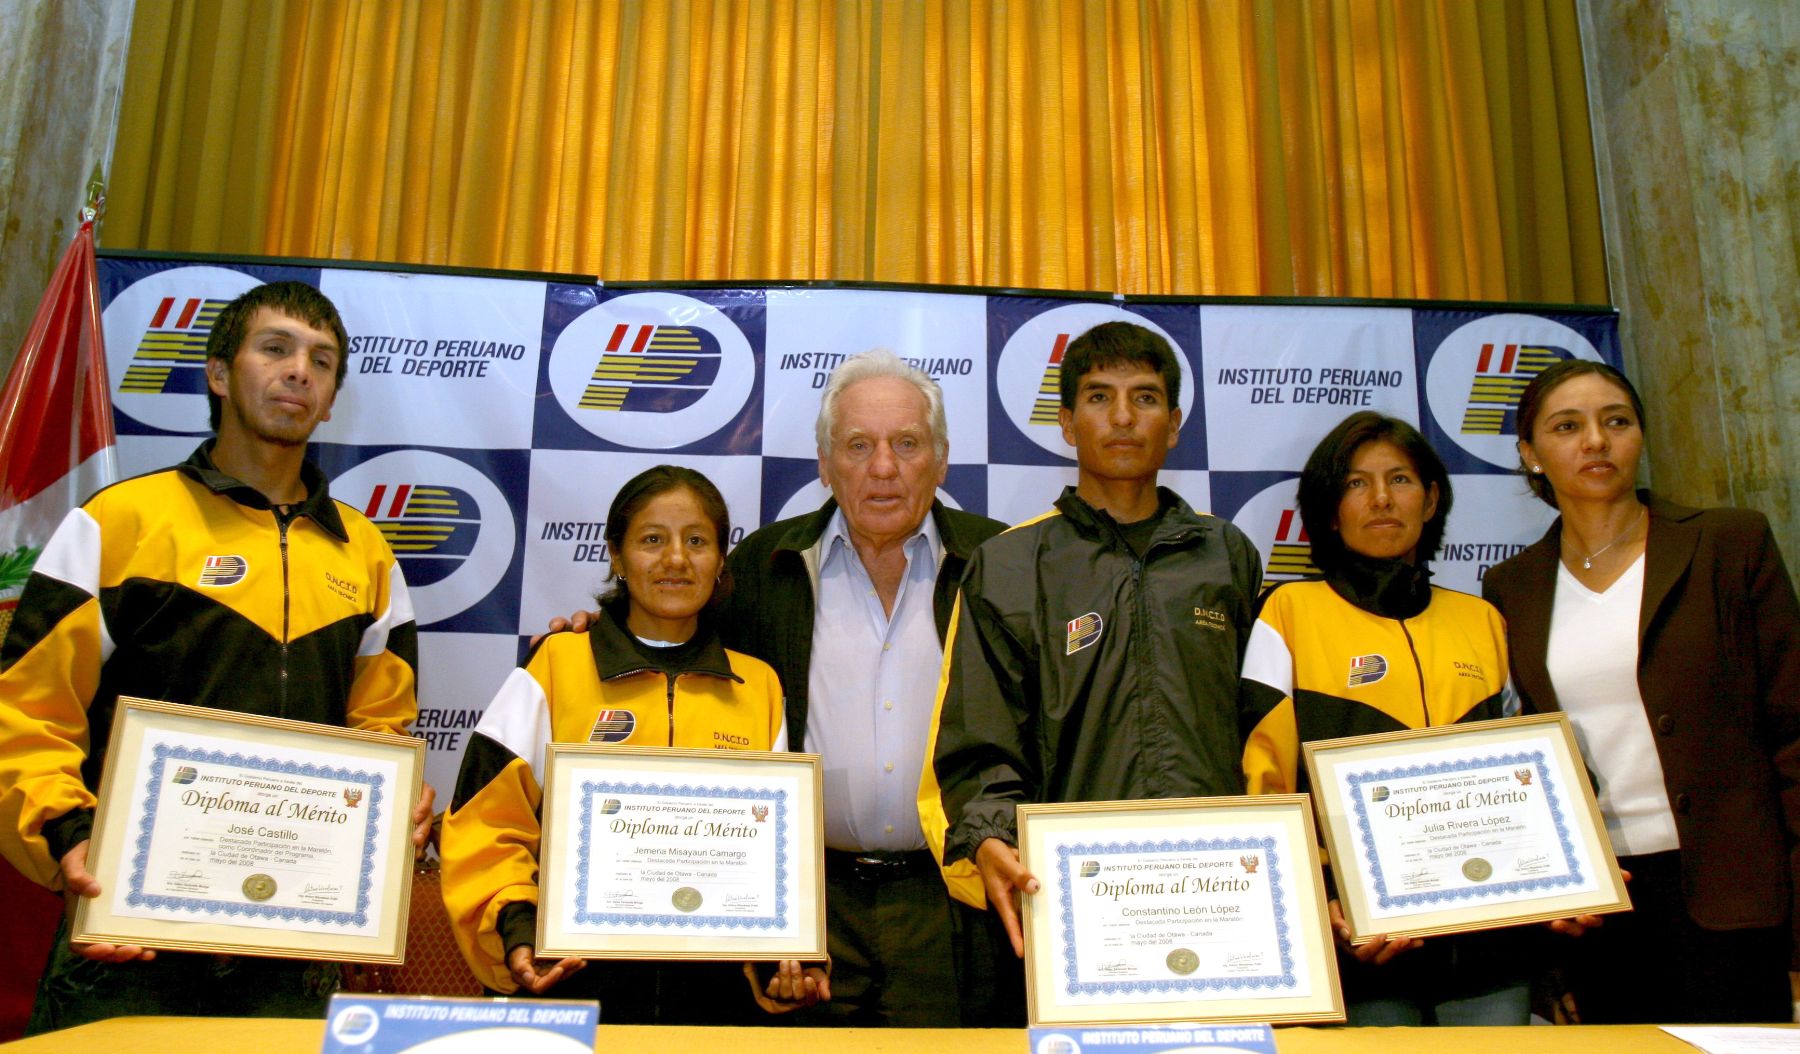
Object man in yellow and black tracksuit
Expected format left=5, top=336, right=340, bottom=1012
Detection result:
left=0, top=281, right=420, bottom=1033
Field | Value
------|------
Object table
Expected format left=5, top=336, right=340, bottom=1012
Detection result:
left=1, top=1018, right=1775, bottom=1053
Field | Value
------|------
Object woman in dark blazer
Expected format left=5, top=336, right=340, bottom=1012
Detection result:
left=1482, top=359, right=1800, bottom=1024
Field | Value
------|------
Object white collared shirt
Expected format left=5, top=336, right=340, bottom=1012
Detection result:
left=806, top=509, right=944, bottom=851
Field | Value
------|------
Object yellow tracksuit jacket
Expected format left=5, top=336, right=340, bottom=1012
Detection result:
left=0, top=443, right=417, bottom=889
left=439, top=605, right=784, bottom=992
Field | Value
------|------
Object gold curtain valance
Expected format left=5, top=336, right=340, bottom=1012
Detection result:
left=107, top=0, right=1606, bottom=302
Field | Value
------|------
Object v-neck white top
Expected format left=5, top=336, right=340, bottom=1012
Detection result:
left=1545, top=554, right=1680, bottom=856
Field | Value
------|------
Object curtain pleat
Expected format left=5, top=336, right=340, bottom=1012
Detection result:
left=107, top=0, right=1608, bottom=302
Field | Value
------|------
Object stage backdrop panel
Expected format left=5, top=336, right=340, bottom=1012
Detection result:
left=97, top=254, right=1619, bottom=803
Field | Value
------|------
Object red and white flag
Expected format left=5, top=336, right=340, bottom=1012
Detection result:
left=0, top=216, right=116, bottom=1037
left=0, top=218, right=117, bottom=636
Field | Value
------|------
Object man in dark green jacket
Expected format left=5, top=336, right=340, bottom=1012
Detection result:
left=923, top=321, right=1263, bottom=957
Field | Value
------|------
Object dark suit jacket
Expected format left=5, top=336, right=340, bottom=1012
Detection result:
left=1483, top=493, right=1800, bottom=945
left=716, top=498, right=1006, bottom=751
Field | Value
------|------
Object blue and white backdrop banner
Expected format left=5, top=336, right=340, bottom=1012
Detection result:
left=97, top=255, right=1620, bottom=800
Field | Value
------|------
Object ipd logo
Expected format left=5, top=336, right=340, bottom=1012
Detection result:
left=103, top=266, right=262, bottom=433
left=1228, top=478, right=1319, bottom=584
left=361, top=483, right=481, bottom=587
left=333, top=451, right=516, bottom=627
left=993, top=304, right=1192, bottom=461
left=547, top=291, right=755, bottom=449
left=118, top=297, right=230, bottom=395
left=1459, top=342, right=1567, bottom=436
left=1423, top=314, right=1602, bottom=469
left=580, top=323, right=723, bottom=412
left=1266, top=507, right=1320, bottom=582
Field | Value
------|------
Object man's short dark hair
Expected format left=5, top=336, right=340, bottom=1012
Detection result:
left=205, top=281, right=350, bottom=431
left=1058, top=321, right=1182, bottom=410
left=1297, top=411, right=1454, bottom=573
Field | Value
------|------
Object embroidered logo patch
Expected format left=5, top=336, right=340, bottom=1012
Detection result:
left=198, top=555, right=247, bottom=587
left=1066, top=612, right=1103, bottom=655
left=589, top=709, right=637, bottom=743
left=1347, top=653, right=1388, bottom=687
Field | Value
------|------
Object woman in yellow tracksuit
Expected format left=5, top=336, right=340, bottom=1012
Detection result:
left=1239, top=412, right=1526, bottom=1026
left=440, top=465, right=801, bottom=1022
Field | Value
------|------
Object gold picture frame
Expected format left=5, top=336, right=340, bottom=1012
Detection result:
left=1017, top=794, right=1344, bottom=1027
left=72, top=697, right=424, bottom=962
left=537, top=745, right=826, bottom=961
left=1302, top=712, right=1630, bottom=942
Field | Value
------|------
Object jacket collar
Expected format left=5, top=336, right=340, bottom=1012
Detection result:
left=1639, top=493, right=1701, bottom=640
left=771, top=497, right=984, bottom=561
left=1510, top=489, right=1698, bottom=666
left=1053, top=486, right=1206, bottom=546
left=587, top=601, right=741, bottom=683
left=177, top=440, right=348, bottom=542
left=1323, top=554, right=1434, bottom=620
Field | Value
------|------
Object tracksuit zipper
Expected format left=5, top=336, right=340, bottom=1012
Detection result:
left=1400, top=618, right=1427, bottom=726
left=278, top=515, right=291, bottom=718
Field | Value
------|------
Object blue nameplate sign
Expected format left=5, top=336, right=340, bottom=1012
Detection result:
left=1028, top=1024, right=1276, bottom=1054
left=323, top=994, right=598, bottom=1053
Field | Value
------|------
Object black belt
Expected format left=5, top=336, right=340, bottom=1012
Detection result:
left=825, top=848, right=940, bottom=882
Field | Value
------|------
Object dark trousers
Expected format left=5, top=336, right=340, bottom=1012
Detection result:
left=1338, top=927, right=1531, bottom=1025
left=802, top=850, right=1022, bottom=1027
left=27, top=915, right=337, bottom=1035
left=1565, top=851, right=1791, bottom=1024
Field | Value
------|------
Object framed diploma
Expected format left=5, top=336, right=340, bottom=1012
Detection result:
left=537, top=745, right=826, bottom=961
left=1303, top=713, right=1630, bottom=942
left=72, top=697, right=424, bottom=962
left=1017, top=795, right=1344, bottom=1027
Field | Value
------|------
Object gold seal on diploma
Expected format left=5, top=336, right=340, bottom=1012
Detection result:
left=242, top=874, right=277, bottom=902
left=1166, top=948, right=1199, bottom=975
left=1461, top=857, right=1493, bottom=882
left=672, top=886, right=703, bottom=912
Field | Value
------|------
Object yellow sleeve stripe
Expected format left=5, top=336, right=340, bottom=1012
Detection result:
left=917, top=590, right=987, bottom=910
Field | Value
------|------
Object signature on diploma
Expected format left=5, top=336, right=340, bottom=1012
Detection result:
left=302, top=882, right=342, bottom=897
left=1095, top=959, right=1135, bottom=977
left=168, top=869, right=205, bottom=881
left=1225, top=952, right=1262, bottom=968
left=1514, top=854, right=1550, bottom=874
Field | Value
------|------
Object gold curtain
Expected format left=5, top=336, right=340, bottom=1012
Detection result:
left=106, top=0, right=1607, bottom=302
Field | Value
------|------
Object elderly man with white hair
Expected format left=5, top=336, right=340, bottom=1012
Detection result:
left=717, top=350, right=1013, bottom=1026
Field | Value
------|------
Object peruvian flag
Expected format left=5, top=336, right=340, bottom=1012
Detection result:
left=0, top=217, right=116, bottom=1039
left=0, top=218, right=117, bottom=628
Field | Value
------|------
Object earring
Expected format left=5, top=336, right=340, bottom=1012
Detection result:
left=1531, top=465, right=1542, bottom=473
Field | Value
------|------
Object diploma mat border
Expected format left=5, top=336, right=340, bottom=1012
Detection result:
left=1302, top=712, right=1630, bottom=942
left=537, top=745, right=826, bottom=961
left=1017, top=794, right=1344, bottom=1028
left=72, top=696, right=424, bottom=962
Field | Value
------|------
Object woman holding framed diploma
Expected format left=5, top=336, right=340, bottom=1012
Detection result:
left=440, top=466, right=817, bottom=1022
left=1484, top=360, right=1800, bottom=1024
left=1240, top=412, right=1530, bottom=1025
